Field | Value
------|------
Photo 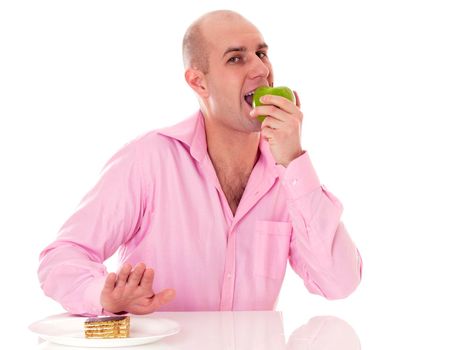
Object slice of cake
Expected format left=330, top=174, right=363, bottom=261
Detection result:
left=84, top=316, right=130, bottom=339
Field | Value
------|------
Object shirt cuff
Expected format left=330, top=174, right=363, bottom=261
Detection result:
left=276, top=151, right=321, bottom=199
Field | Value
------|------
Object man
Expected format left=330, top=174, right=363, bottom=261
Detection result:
left=38, top=10, right=362, bottom=316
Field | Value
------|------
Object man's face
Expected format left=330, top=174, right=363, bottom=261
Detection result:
left=202, top=18, right=274, bottom=133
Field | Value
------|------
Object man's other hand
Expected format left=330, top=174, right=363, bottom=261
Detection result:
left=100, top=262, right=176, bottom=315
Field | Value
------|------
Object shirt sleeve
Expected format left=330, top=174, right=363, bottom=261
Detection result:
left=277, top=152, right=363, bottom=299
left=38, top=140, right=146, bottom=315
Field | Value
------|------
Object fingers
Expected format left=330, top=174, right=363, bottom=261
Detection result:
left=250, top=93, right=301, bottom=125
left=294, top=90, right=301, bottom=108
left=139, top=267, right=155, bottom=289
left=101, top=272, right=120, bottom=312
left=102, top=272, right=117, bottom=294
left=102, top=263, right=165, bottom=315
left=258, top=94, right=297, bottom=114
left=251, top=104, right=288, bottom=122
left=261, top=116, right=284, bottom=131
left=114, top=263, right=155, bottom=293
left=127, top=263, right=146, bottom=289
left=116, top=263, right=132, bottom=286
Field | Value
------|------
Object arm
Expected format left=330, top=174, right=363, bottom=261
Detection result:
left=251, top=91, right=362, bottom=299
left=280, top=153, right=362, bottom=299
left=38, top=140, right=155, bottom=315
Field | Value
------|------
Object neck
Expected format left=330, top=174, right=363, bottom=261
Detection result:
left=204, top=117, right=260, bottom=174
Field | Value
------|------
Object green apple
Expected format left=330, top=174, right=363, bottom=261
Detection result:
left=252, top=86, right=296, bottom=122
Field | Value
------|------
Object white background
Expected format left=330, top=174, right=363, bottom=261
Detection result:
left=1, top=0, right=463, bottom=348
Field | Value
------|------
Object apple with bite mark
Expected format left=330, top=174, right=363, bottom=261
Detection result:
left=252, top=86, right=296, bottom=122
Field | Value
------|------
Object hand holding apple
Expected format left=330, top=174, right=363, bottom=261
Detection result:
left=250, top=86, right=304, bottom=167
left=252, top=86, right=296, bottom=123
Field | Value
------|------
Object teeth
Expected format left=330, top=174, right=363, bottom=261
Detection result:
left=245, top=91, right=254, bottom=97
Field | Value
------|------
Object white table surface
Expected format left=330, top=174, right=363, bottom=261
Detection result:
left=27, top=311, right=360, bottom=350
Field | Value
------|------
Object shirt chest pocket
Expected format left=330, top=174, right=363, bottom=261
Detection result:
left=253, top=220, right=293, bottom=280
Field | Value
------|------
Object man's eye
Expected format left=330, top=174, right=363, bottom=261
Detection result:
left=228, top=56, right=241, bottom=64
left=257, top=51, right=267, bottom=59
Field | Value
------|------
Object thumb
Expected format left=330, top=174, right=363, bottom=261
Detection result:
left=159, top=288, right=176, bottom=304
left=146, top=289, right=176, bottom=312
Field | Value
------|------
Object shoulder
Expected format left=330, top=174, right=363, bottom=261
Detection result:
left=127, top=113, right=201, bottom=158
left=127, top=129, right=185, bottom=159
left=109, top=112, right=201, bottom=171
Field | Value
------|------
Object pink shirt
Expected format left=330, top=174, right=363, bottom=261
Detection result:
left=38, top=111, right=362, bottom=316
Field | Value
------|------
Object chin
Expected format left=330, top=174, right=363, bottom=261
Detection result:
left=243, top=118, right=262, bottom=133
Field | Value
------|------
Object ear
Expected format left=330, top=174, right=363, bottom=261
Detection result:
left=185, top=68, right=208, bottom=98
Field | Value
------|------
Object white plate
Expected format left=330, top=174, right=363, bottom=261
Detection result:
left=29, top=314, right=180, bottom=348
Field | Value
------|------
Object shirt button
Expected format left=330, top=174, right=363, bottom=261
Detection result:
left=227, top=272, right=232, bottom=279
left=292, top=179, right=298, bottom=186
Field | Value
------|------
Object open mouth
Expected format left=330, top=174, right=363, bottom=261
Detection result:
left=244, top=90, right=254, bottom=107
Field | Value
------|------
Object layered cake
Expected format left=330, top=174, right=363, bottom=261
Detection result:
left=84, top=316, right=130, bottom=339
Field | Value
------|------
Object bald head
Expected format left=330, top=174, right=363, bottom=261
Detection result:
left=182, top=10, right=253, bottom=74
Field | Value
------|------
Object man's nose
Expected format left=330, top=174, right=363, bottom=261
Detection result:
left=248, top=55, right=270, bottom=79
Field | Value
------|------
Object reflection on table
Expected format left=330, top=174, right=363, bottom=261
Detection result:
left=36, top=311, right=360, bottom=349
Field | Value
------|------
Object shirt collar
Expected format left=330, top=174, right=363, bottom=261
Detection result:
left=157, top=110, right=207, bottom=162
left=158, top=110, right=279, bottom=178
